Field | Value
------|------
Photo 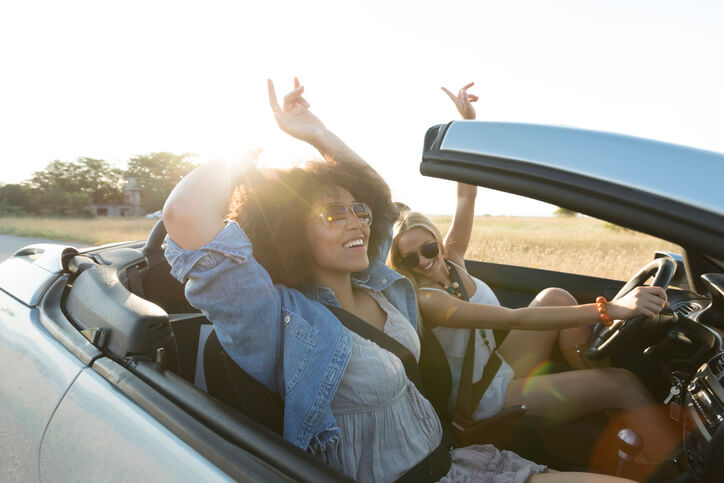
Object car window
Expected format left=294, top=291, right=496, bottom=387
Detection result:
left=431, top=214, right=681, bottom=281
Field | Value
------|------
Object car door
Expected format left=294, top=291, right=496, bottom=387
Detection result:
left=0, top=246, right=101, bottom=481
left=38, top=365, right=238, bottom=482
left=464, top=259, right=625, bottom=310
left=0, top=246, right=284, bottom=481
left=0, top=273, right=84, bottom=481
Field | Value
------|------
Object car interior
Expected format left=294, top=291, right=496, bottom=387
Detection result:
left=50, top=214, right=724, bottom=482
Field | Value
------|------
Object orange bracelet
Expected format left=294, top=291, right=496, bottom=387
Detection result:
left=596, top=296, right=612, bottom=326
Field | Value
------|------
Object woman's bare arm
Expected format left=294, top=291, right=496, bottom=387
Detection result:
left=440, top=82, right=479, bottom=263
left=163, top=155, right=254, bottom=250
left=443, top=183, right=477, bottom=265
left=418, top=285, right=669, bottom=330
left=267, top=78, right=387, bottom=190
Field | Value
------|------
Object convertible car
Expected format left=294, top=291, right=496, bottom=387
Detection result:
left=1, top=122, right=723, bottom=482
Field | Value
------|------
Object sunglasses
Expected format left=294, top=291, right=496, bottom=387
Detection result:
left=315, top=202, right=373, bottom=230
left=400, top=241, right=440, bottom=269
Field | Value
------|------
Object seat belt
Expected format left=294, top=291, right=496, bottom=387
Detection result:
left=324, top=304, right=424, bottom=394
left=446, top=262, right=503, bottom=436
left=324, top=304, right=451, bottom=482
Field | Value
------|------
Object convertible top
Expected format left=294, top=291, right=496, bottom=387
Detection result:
left=439, top=121, right=724, bottom=217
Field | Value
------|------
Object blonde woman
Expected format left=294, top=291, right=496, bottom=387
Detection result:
left=387, top=83, right=678, bottom=465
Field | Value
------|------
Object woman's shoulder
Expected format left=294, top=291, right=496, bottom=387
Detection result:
left=415, top=284, right=452, bottom=312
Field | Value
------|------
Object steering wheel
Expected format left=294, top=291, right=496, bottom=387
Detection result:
left=585, top=257, right=675, bottom=361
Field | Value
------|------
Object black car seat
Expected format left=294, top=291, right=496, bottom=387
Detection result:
left=166, top=315, right=285, bottom=435
left=202, top=330, right=284, bottom=436
left=197, top=323, right=527, bottom=448
left=163, top=306, right=608, bottom=472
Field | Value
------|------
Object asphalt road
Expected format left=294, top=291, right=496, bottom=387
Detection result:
left=0, top=235, right=88, bottom=261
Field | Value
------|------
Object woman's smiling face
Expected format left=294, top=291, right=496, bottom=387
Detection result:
left=396, top=226, right=444, bottom=279
left=304, top=186, right=371, bottom=281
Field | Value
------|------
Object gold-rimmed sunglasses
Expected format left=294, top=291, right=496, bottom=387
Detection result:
left=313, top=202, right=373, bottom=230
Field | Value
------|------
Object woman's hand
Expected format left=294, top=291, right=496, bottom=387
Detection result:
left=441, top=82, right=479, bottom=120
left=267, top=77, right=326, bottom=144
left=607, top=286, right=668, bottom=320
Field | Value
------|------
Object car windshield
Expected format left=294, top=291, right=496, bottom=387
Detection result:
left=431, top=212, right=681, bottom=281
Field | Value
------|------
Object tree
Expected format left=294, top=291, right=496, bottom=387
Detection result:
left=553, top=206, right=578, bottom=217
left=27, top=157, right=124, bottom=215
left=125, top=152, right=198, bottom=212
left=0, top=183, right=32, bottom=215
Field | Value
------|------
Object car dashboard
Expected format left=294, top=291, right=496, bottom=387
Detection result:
left=653, top=274, right=724, bottom=481
left=679, top=274, right=724, bottom=481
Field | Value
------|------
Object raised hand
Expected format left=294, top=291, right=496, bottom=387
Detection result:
left=441, top=82, right=479, bottom=120
left=608, top=286, right=669, bottom=320
left=267, top=77, right=326, bottom=144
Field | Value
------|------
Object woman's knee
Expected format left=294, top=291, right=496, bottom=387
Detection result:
left=531, top=287, right=577, bottom=307
left=599, top=367, right=651, bottom=406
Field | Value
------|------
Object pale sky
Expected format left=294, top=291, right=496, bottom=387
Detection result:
left=1, top=0, right=723, bottom=215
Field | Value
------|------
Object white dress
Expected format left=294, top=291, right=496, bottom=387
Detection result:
left=322, top=289, right=545, bottom=482
left=421, top=261, right=516, bottom=420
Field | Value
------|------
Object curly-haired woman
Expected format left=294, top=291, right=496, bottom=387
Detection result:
left=163, top=78, right=636, bottom=482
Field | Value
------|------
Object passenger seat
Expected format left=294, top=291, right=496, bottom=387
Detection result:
left=168, top=314, right=284, bottom=436
left=202, top=331, right=284, bottom=435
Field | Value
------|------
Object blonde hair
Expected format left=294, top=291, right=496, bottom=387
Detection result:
left=387, top=210, right=445, bottom=289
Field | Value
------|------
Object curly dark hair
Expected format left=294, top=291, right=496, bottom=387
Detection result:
left=227, top=157, right=397, bottom=288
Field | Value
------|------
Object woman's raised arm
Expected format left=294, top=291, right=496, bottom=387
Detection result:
left=443, top=182, right=477, bottom=265
left=440, top=82, right=479, bottom=264
left=163, top=154, right=255, bottom=250
left=267, top=77, right=389, bottom=194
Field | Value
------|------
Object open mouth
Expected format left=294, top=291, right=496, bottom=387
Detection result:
left=343, top=237, right=365, bottom=249
left=420, top=258, right=435, bottom=271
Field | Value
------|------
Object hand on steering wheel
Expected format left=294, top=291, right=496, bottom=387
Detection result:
left=586, top=257, right=676, bottom=361
left=608, top=286, right=668, bottom=320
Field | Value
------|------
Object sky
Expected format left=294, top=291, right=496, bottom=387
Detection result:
left=1, top=0, right=723, bottom=216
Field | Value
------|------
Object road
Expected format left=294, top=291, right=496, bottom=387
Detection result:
left=0, top=235, right=88, bottom=261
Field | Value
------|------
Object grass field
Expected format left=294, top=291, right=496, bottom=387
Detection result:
left=432, top=215, right=680, bottom=280
left=0, top=215, right=680, bottom=281
left=0, top=216, right=156, bottom=246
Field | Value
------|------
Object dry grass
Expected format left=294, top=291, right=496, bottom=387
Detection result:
left=0, top=215, right=680, bottom=280
left=431, top=216, right=680, bottom=281
left=0, top=216, right=156, bottom=245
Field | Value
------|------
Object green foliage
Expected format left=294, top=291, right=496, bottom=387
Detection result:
left=32, top=187, right=93, bottom=217
left=27, top=157, right=125, bottom=215
left=125, top=152, right=199, bottom=212
left=12, top=153, right=198, bottom=216
left=0, top=183, right=32, bottom=215
left=553, top=206, right=578, bottom=217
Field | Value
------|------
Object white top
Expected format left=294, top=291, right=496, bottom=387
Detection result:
left=421, top=261, right=516, bottom=419
left=323, top=289, right=545, bottom=482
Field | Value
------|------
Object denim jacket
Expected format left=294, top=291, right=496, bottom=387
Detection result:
left=165, top=221, right=418, bottom=452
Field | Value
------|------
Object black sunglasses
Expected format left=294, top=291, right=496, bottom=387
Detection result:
left=400, top=241, right=440, bottom=269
